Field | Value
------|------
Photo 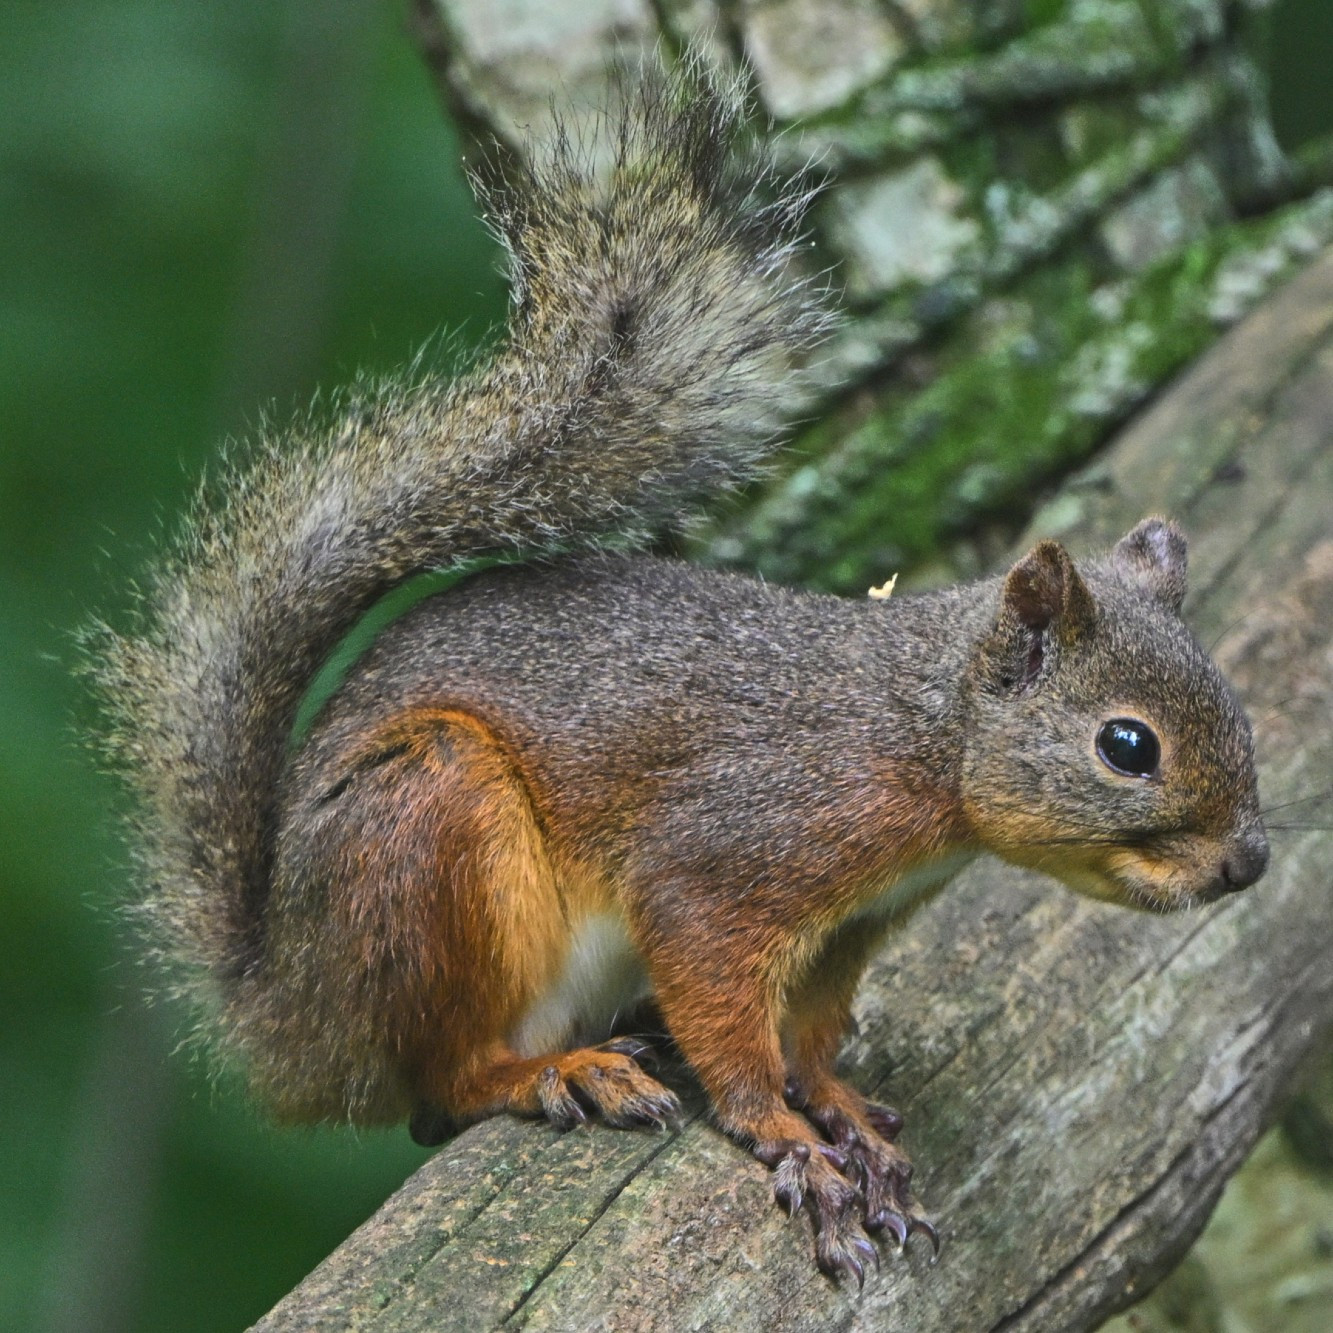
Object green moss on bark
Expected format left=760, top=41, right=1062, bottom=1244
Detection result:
left=704, top=191, right=1333, bottom=592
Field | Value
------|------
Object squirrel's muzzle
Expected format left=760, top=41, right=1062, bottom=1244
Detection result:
left=1218, top=828, right=1270, bottom=894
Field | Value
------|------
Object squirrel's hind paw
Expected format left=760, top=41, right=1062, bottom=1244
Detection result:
left=537, top=1047, right=681, bottom=1131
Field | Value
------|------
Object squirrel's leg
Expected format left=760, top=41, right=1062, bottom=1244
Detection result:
left=782, top=923, right=937, bottom=1254
left=643, top=927, right=878, bottom=1283
left=396, top=712, right=678, bottom=1137
left=294, top=706, right=676, bottom=1140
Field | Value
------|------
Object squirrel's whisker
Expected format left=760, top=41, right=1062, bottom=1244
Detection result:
left=1260, top=789, right=1333, bottom=816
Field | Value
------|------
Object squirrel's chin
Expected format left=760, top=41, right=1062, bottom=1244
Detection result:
left=1055, top=866, right=1193, bottom=914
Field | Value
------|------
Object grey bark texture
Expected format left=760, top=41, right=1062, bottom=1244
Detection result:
left=253, top=5, right=1333, bottom=1328
left=250, top=221, right=1333, bottom=1333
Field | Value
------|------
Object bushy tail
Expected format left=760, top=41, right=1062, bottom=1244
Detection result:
left=88, top=61, right=828, bottom=1043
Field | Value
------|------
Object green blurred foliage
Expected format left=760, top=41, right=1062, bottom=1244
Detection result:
left=1268, top=0, right=1333, bottom=149
left=0, top=2, right=1327, bottom=1330
left=1, top=2, right=503, bottom=1329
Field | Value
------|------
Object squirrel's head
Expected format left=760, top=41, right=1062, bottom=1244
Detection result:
left=959, top=519, right=1268, bottom=912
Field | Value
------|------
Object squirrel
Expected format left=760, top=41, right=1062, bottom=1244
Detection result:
left=90, top=60, right=1269, bottom=1282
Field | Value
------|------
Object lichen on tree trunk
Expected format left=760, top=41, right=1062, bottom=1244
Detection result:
left=415, top=0, right=1319, bottom=594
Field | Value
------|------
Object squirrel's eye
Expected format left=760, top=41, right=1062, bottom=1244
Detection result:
left=1096, top=718, right=1160, bottom=778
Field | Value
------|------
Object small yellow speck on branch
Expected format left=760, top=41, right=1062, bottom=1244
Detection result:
left=868, top=574, right=898, bottom=600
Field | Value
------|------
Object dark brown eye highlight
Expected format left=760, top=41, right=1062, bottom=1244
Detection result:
left=1096, top=718, right=1160, bottom=778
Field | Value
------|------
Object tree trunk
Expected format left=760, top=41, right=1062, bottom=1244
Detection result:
left=252, top=6, right=1333, bottom=1328
left=412, top=0, right=1329, bottom=594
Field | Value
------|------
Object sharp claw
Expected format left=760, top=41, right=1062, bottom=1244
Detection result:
left=908, top=1215, right=940, bottom=1256
left=638, top=1090, right=682, bottom=1129
left=820, top=1247, right=864, bottom=1287
left=872, top=1209, right=909, bottom=1249
left=853, top=1235, right=880, bottom=1273
left=566, top=1088, right=595, bottom=1124
left=771, top=1144, right=811, bottom=1215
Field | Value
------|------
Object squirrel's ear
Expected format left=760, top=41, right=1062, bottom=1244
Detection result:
left=981, top=540, right=1097, bottom=692
left=1002, top=540, right=1097, bottom=643
left=1111, top=518, right=1188, bottom=612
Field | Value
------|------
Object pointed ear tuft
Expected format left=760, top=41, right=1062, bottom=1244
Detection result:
left=1112, top=518, right=1188, bottom=612
left=1002, top=540, right=1097, bottom=643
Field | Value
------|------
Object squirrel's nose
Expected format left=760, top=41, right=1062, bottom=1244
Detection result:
left=1219, top=829, right=1269, bottom=893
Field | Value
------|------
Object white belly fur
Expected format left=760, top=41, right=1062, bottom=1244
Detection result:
left=509, top=851, right=976, bottom=1058
left=511, top=912, right=651, bottom=1057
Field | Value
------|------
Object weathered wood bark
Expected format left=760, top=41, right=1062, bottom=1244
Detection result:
left=250, top=238, right=1333, bottom=1329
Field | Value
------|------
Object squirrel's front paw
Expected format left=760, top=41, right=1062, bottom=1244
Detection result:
left=783, top=1085, right=939, bottom=1261
left=800, top=1102, right=939, bottom=1257
left=755, top=1139, right=878, bottom=1285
